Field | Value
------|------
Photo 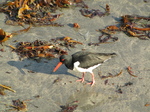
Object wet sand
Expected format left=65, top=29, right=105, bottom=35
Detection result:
left=0, top=0, right=150, bottom=112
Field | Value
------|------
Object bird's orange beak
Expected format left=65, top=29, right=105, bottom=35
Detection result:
left=53, top=62, right=63, bottom=72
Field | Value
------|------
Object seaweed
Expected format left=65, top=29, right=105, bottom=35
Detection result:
left=0, top=0, right=88, bottom=27
left=0, top=84, right=16, bottom=95
left=100, top=70, right=123, bottom=79
left=60, top=101, right=78, bottom=112
left=80, top=4, right=110, bottom=18
left=127, top=66, right=137, bottom=77
left=8, top=99, right=28, bottom=111
left=10, top=37, right=82, bottom=59
left=90, top=15, right=150, bottom=46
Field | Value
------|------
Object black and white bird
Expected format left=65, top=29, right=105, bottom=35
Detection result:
left=53, top=51, right=116, bottom=86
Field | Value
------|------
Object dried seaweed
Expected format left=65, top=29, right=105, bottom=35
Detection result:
left=10, top=37, right=82, bottom=59
left=0, top=0, right=87, bottom=27
left=0, top=48, right=5, bottom=52
left=8, top=99, right=27, bottom=111
left=0, top=26, right=30, bottom=45
left=0, top=0, right=65, bottom=26
left=73, top=23, right=80, bottom=28
left=60, top=101, right=78, bottom=112
left=122, top=82, right=133, bottom=87
left=88, top=31, right=118, bottom=46
left=53, top=77, right=62, bottom=84
left=115, top=81, right=133, bottom=94
left=12, top=40, right=66, bottom=59
left=145, top=103, right=150, bottom=107
left=73, top=0, right=88, bottom=8
left=127, top=66, right=137, bottom=77
left=115, top=87, right=123, bottom=94
left=51, top=36, right=83, bottom=48
left=80, top=4, right=110, bottom=18
left=120, top=15, right=150, bottom=39
left=90, top=15, right=150, bottom=46
left=0, top=84, right=16, bottom=95
left=100, top=70, right=123, bottom=79
left=0, top=28, right=12, bottom=44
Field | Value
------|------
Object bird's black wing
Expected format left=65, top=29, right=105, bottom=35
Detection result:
left=72, top=51, right=116, bottom=69
left=77, top=53, right=106, bottom=68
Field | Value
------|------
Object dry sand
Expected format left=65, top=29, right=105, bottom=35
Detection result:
left=0, top=0, right=150, bottom=112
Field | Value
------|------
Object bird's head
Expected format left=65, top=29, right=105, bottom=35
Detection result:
left=53, top=55, right=72, bottom=72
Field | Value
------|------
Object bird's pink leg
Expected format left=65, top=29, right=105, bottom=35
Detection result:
left=76, top=72, right=85, bottom=83
left=87, top=73, right=95, bottom=86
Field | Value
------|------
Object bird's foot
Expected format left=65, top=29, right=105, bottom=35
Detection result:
left=87, top=81, right=95, bottom=86
left=76, top=78, right=84, bottom=83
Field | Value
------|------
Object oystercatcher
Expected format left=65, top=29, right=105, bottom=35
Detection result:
left=53, top=51, right=116, bottom=86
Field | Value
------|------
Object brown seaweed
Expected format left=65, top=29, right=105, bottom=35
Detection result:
left=88, top=31, right=118, bottom=46
left=115, top=81, right=133, bottom=94
left=127, top=66, right=137, bottom=77
left=91, top=15, right=150, bottom=46
left=10, top=37, right=82, bottom=59
left=60, top=101, right=78, bottom=112
left=0, top=84, right=16, bottom=95
left=114, top=15, right=149, bottom=38
left=115, top=87, right=123, bottom=94
left=145, top=103, right=150, bottom=107
left=100, top=70, right=123, bottom=79
left=0, top=26, right=30, bottom=45
left=0, top=0, right=68, bottom=26
left=80, top=4, right=110, bottom=18
left=0, top=0, right=88, bottom=27
left=53, top=77, right=62, bottom=84
left=73, top=23, right=80, bottom=28
left=0, top=28, right=12, bottom=45
left=8, top=99, right=27, bottom=111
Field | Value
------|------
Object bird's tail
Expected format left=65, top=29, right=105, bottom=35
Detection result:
left=99, top=53, right=117, bottom=62
left=110, top=53, right=117, bottom=58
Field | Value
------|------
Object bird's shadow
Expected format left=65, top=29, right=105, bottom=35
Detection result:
left=7, top=58, right=79, bottom=79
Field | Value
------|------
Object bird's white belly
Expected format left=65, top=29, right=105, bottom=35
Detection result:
left=73, top=61, right=101, bottom=73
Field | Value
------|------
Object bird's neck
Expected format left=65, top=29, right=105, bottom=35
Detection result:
left=64, top=57, right=74, bottom=70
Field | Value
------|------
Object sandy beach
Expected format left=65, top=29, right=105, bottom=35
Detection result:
left=0, top=0, right=150, bottom=112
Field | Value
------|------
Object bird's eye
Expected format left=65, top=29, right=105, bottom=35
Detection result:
left=61, top=59, right=65, bottom=61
